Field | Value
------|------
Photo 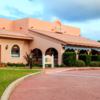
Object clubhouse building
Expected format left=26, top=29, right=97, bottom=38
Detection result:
left=0, top=18, right=100, bottom=67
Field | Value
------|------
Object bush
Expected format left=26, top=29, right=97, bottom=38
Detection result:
left=32, top=64, right=42, bottom=67
left=55, top=64, right=66, bottom=67
left=63, top=52, right=76, bottom=66
left=91, top=55, right=100, bottom=61
left=7, top=63, right=26, bottom=67
left=0, top=63, right=7, bottom=67
left=75, top=60, right=85, bottom=67
left=79, top=54, right=91, bottom=66
left=89, top=61, right=100, bottom=67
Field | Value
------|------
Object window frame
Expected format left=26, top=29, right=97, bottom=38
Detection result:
left=11, top=45, right=20, bottom=57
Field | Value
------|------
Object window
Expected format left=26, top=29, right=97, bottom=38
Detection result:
left=11, top=45, right=20, bottom=57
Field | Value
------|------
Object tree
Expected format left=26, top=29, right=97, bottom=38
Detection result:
left=24, top=53, right=33, bottom=69
left=97, top=40, right=100, bottom=42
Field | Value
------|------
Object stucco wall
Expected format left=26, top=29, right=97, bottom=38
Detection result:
left=28, top=18, right=80, bottom=36
left=0, top=38, right=30, bottom=64
left=13, top=18, right=29, bottom=33
left=0, top=18, right=13, bottom=31
left=29, top=31, right=64, bottom=65
left=0, top=18, right=80, bottom=36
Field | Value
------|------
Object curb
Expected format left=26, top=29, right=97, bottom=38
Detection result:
left=44, top=67, right=100, bottom=74
left=67, top=67, right=100, bottom=71
left=0, top=71, right=42, bottom=100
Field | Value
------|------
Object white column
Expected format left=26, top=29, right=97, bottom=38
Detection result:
left=87, top=49, right=91, bottom=55
left=75, top=49, right=79, bottom=60
left=42, top=54, right=45, bottom=69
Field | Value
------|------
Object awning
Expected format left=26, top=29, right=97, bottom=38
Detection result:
left=65, top=46, right=100, bottom=51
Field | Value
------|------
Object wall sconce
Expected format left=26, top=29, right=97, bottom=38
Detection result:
left=31, top=26, right=34, bottom=29
left=5, top=45, right=8, bottom=50
left=19, top=27, right=23, bottom=30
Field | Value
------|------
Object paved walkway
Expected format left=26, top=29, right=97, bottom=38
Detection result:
left=10, top=69, right=100, bottom=100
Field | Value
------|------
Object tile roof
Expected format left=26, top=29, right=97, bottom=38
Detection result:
left=29, top=29, right=100, bottom=48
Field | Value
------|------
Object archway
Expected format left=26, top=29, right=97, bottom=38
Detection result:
left=45, top=48, right=58, bottom=65
left=91, top=49, right=100, bottom=55
left=79, top=50, right=88, bottom=55
left=31, top=48, right=42, bottom=64
left=65, top=48, right=75, bottom=52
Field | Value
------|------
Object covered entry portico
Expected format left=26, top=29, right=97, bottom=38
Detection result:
left=31, top=47, right=58, bottom=69
left=64, top=45, right=100, bottom=60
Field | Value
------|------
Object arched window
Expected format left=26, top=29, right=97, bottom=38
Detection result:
left=11, top=45, right=20, bottom=57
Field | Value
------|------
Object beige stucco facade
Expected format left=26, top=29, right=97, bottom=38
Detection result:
left=0, top=18, right=100, bottom=66
left=0, top=38, right=30, bottom=64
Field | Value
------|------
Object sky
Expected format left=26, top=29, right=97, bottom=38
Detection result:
left=0, top=0, right=100, bottom=40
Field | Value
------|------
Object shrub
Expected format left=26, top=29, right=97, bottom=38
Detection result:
left=89, top=61, right=100, bottom=67
left=0, top=63, right=7, bottom=67
left=7, top=63, right=26, bottom=67
left=75, top=60, right=85, bottom=67
left=91, top=55, right=100, bottom=61
left=55, top=64, right=66, bottom=67
left=32, top=64, right=42, bottom=67
left=63, top=52, right=76, bottom=66
left=79, top=54, right=91, bottom=66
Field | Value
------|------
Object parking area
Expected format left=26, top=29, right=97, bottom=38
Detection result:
left=10, top=69, right=100, bottom=100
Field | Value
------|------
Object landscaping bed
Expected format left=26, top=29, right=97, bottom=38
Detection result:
left=0, top=68, right=40, bottom=97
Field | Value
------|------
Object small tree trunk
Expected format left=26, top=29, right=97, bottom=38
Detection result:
left=29, top=58, right=33, bottom=69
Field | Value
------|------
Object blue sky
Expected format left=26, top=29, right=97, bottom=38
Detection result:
left=0, top=0, right=100, bottom=40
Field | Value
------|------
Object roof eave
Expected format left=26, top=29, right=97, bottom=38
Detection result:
left=0, top=34, right=33, bottom=40
left=29, top=29, right=100, bottom=49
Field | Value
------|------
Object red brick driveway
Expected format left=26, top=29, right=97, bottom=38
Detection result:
left=10, top=69, right=100, bottom=100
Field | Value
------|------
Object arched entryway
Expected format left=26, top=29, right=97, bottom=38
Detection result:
left=45, top=48, right=58, bottom=65
left=31, top=48, right=42, bottom=64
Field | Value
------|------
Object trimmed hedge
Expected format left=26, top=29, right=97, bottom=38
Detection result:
left=63, top=51, right=100, bottom=67
left=79, top=54, right=91, bottom=66
left=89, top=61, right=100, bottom=67
left=75, top=60, right=85, bottom=67
left=55, top=64, right=66, bottom=67
left=91, top=55, right=100, bottom=61
left=32, top=64, right=42, bottom=67
left=7, top=63, right=26, bottom=67
left=63, top=52, right=76, bottom=66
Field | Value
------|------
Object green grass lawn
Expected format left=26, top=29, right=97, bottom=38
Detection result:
left=0, top=68, right=40, bottom=97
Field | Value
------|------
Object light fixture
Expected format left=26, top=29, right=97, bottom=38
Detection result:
left=5, top=45, right=8, bottom=50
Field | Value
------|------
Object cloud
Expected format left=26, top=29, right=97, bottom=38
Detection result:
left=41, top=0, right=100, bottom=22
left=63, top=19, right=100, bottom=40
left=0, top=0, right=99, bottom=40
left=0, top=14, right=16, bottom=19
left=5, top=6, right=28, bottom=19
